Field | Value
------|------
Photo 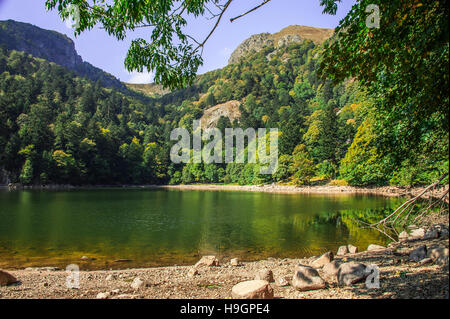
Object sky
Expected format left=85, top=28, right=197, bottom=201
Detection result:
left=0, top=0, right=355, bottom=84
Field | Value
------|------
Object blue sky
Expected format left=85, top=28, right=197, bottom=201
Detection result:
left=0, top=0, right=355, bottom=83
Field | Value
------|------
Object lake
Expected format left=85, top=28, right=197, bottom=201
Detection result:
left=0, top=188, right=403, bottom=269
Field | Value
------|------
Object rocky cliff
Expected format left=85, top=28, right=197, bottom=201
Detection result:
left=228, top=25, right=334, bottom=64
left=0, top=20, right=126, bottom=91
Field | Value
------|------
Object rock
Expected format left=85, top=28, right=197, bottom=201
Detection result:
left=96, top=292, right=110, bottom=299
left=292, top=265, right=326, bottom=291
left=187, top=268, right=199, bottom=277
left=194, top=255, right=219, bottom=268
left=276, top=277, right=289, bottom=287
left=255, top=269, right=274, bottom=282
left=367, top=244, right=386, bottom=252
left=0, top=270, right=18, bottom=286
left=337, top=246, right=349, bottom=256
left=81, top=256, right=89, bottom=260
left=417, top=257, right=433, bottom=266
left=105, top=274, right=115, bottom=281
left=337, top=262, right=368, bottom=286
left=409, top=245, right=427, bottom=262
left=231, top=280, right=274, bottom=299
left=310, top=251, right=334, bottom=268
left=398, top=231, right=410, bottom=241
left=131, top=277, right=145, bottom=290
left=322, top=260, right=341, bottom=277
left=111, top=289, right=120, bottom=295
left=347, top=245, right=358, bottom=254
left=424, top=228, right=439, bottom=240
left=409, top=228, right=425, bottom=240
left=428, top=247, right=449, bottom=266
left=230, top=258, right=240, bottom=266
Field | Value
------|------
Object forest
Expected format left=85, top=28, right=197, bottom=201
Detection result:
left=1, top=31, right=447, bottom=187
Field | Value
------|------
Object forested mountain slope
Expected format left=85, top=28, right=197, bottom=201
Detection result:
left=0, top=22, right=447, bottom=187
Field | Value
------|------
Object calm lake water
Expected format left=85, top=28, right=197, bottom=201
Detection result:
left=0, top=188, right=403, bottom=269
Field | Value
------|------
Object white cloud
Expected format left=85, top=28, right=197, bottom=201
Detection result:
left=127, top=70, right=155, bottom=84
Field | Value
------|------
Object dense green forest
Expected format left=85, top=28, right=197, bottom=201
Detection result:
left=1, top=32, right=447, bottom=187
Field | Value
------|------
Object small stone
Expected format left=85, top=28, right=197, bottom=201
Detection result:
left=187, top=268, right=199, bottom=277
left=194, top=255, right=219, bottom=268
left=310, top=251, right=334, bottom=269
left=337, top=246, right=349, bottom=256
left=105, top=274, right=115, bottom=281
left=337, top=262, right=368, bottom=286
left=131, top=277, right=145, bottom=290
left=0, top=270, right=18, bottom=286
left=96, top=292, right=110, bottom=299
left=111, top=289, right=120, bottom=295
left=322, top=260, right=340, bottom=277
left=398, top=231, right=409, bottom=241
left=255, top=269, right=274, bottom=282
left=230, top=258, right=240, bottom=266
left=276, top=277, right=289, bottom=287
left=292, top=265, right=326, bottom=291
left=231, top=280, right=274, bottom=299
left=367, top=244, right=386, bottom=252
left=347, top=245, right=358, bottom=254
left=81, top=256, right=89, bottom=260
left=409, top=245, right=427, bottom=262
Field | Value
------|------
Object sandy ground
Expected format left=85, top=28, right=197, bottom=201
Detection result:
left=1, top=231, right=448, bottom=299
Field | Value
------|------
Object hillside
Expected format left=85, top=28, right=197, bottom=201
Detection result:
left=0, top=21, right=447, bottom=188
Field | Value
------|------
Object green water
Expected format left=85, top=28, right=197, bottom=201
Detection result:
left=0, top=188, right=403, bottom=269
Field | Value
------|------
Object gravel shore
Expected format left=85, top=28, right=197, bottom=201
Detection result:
left=1, top=228, right=448, bottom=299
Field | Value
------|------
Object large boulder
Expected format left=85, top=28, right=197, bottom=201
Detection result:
left=337, top=262, right=368, bottom=286
left=194, top=255, right=219, bottom=268
left=292, top=265, right=326, bottom=291
left=409, top=245, right=427, bottom=262
left=310, top=251, right=334, bottom=269
left=322, top=260, right=341, bottom=277
left=0, top=270, right=18, bottom=286
left=424, top=228, right=439, bottom=240
left=409, top=228, right=426, bottom=240
left=231, top=280, right=274, bottom=299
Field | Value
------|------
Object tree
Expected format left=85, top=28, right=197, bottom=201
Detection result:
left=45, top=0, right=340, bottom=89
left=320, top=0, right=449, bottom=168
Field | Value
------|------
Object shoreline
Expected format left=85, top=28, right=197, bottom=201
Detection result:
left=1, top=223, right=448, bottom=299
left=3, top=183, right=449, bottom=200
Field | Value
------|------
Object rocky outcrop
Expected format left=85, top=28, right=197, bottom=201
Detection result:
left=200, top=100, right=241, bottom=129
left=228, top=33, right=273, bottom=65
left=228, top=25, right=334, bottom=64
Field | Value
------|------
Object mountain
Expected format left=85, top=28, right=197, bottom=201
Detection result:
left=229, top=25, right=334, bottom=64
left=0, top=19, right=126, bottom=91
